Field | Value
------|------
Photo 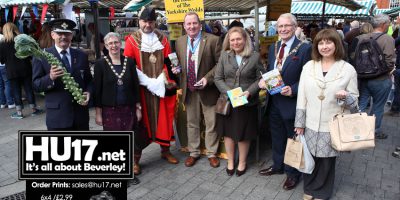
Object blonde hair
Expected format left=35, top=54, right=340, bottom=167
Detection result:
left=222, top=27, right=253, bottom=57
left=2, top=23, right=20, bottom=42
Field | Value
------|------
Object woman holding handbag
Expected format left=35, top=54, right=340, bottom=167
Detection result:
left=294, top=29, right=359, bottom=200
left=214, top=27, right=263, bottom=176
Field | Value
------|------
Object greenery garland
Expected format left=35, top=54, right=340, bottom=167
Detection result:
left=14, top=34, right=85, bottom=104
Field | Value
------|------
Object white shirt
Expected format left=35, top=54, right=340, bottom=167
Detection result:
left=186, top=33, right=201, bottom=77
left=55, top=45, right=71, bottom=67
left=235, top=55, right=243, bottom=66
left=274, top=35, right=295, bottom=70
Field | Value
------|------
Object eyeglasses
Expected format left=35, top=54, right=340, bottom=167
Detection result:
left=106, top=41, right=120, bottom=46
left=277, top=24, right=294, bottom=29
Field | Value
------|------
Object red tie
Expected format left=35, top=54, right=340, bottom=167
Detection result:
left=187, top=38, right=196, bottom=91
left=277, top=43, right=286, bottom=71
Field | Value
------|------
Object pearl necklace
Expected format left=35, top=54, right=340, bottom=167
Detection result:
left=104, top=56, right=127, bottom=86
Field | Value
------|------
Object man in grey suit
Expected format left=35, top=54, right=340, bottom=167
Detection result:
left=173, top=12, right=222, bottom=168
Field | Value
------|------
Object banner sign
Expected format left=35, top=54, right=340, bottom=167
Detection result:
left=19, top=131, right=133, bottom=179
left=164, top=0, right=204, bottom=23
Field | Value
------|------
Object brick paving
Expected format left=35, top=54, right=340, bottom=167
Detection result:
left=0, top=96, right=399, bottom=199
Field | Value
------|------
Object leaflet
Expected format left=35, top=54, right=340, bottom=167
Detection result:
left=262, top=69, right=285, bottom=95
left=227, top=87, right=248, bottom=108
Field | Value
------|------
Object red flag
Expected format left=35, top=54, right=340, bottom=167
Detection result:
left=12, top=6, right=18, bottom=22
left=41, top=4, right=48, bottom=23
left=29, top=11, right=36, bottom=24
left=109, top=7, right=115, bottom=20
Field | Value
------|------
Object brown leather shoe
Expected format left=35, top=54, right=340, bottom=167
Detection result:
left=133, top=163, right=141, bottom=175
left=161, top=152, right=179, bottom=164
left=185, top=156, right=199, bottom=167
left=259, top=166, right=284, bottom=176
left=208, top=157, right=220, bottom=168
left=283, top=177, right=299, bottom=190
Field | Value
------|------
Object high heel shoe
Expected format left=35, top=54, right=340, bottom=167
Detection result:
left=226, top=168, right=235, bottom=176
left=236, top=165, right=247, bottom=177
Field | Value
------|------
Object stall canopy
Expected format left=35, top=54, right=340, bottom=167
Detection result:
left=319, top=0, right=364, bottom=11
left=291, top=0, right=373, bottom=16
left=122, top=0, right=271, bottom=12
left=384, top=7, right=400, bottom=16
left=0, top=0, right=64, bottom=6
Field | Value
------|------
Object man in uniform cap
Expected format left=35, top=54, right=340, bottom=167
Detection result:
left=32, top=18, right=92, bottom=130
left=124, top=6, right=179, bottom=175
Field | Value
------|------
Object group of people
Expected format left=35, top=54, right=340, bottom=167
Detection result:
left=0, top=5, right=398, bottom=199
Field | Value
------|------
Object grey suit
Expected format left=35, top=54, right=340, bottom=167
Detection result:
left=214, top=51, right=263, bottom=106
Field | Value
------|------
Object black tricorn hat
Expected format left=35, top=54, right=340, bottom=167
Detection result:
left=139, top=6, right=156, bottom=21
left=49, top=19, right=76, bottom=33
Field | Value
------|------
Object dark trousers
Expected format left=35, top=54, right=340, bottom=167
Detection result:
left=10, top=77, right=36, bottom=111
left=269, top=105, right=300, bottom=178
left=304, top=156, right=336, bottom=199
left=47, top=118, right=89, bottom=131
left=391, top=71, right=400, bottom=112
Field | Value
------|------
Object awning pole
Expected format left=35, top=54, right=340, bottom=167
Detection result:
left=90, top=1, right=101, bottom=59
left=321, top=0, right=326, bottom=29
left=255, top=0, right=259, bottom=52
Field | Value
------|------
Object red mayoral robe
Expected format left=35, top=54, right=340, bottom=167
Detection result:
left=124, top=30, right=176, bottom=146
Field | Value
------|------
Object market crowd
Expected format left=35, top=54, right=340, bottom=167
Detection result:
left=1, top=6, right=400, bottom=200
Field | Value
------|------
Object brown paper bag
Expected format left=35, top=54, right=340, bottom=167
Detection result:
left=284, top=136, right=304, bottom=169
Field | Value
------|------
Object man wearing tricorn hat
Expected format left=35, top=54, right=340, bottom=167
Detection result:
left=32, top=19, right=92, bottom=130
left=124, top=6, right=179, bottom=175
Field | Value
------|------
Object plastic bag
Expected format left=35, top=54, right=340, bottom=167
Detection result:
left=298, top=135, right=315, bottom=174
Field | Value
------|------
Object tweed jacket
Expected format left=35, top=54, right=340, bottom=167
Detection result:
left=175, top=32, right=222, bottom=105
left=214, top=51, right=263, bottom=106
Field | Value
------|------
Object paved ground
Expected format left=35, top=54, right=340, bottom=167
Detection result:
left=0, top=96, right=399, bottom=199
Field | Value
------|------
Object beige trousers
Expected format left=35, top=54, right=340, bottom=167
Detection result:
left=185, top=91, right=219, bottom=157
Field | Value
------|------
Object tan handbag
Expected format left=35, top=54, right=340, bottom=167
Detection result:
left=215, top=94, right=231, bottom=115
left=329, top=111, right=375, bottom=151
left=284, top=136, right=304, bottom=169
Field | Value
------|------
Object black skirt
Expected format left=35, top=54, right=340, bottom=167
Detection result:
left=216, top=104, right=258, bottom=142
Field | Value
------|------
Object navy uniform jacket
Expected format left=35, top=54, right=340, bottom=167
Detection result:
left=32, top=46, right=93, bottom=129
left=267, top=37, right=312, bottom=120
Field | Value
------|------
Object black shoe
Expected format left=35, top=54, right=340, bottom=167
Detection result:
left=376, top=133, right=388, bottom=139
left=236, top=165, right=247, bottom=177
left=283, top=177, right=299, bottom=190
left=226, top=168, right=234, bottom=176
left=259, top=166, right=284, bottom=176
left=129, top=177, right=140, bottom=185
left=392, top=151, right=400, bottom=159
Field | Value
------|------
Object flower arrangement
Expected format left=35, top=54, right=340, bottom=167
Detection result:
left=14, top=34, right=86, bottom=104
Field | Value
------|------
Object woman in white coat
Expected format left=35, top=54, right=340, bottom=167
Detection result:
left=294, top=29, right=359, bottom=200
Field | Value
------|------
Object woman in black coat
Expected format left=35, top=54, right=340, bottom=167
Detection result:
left=0, top=23, right=42, bottom=119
